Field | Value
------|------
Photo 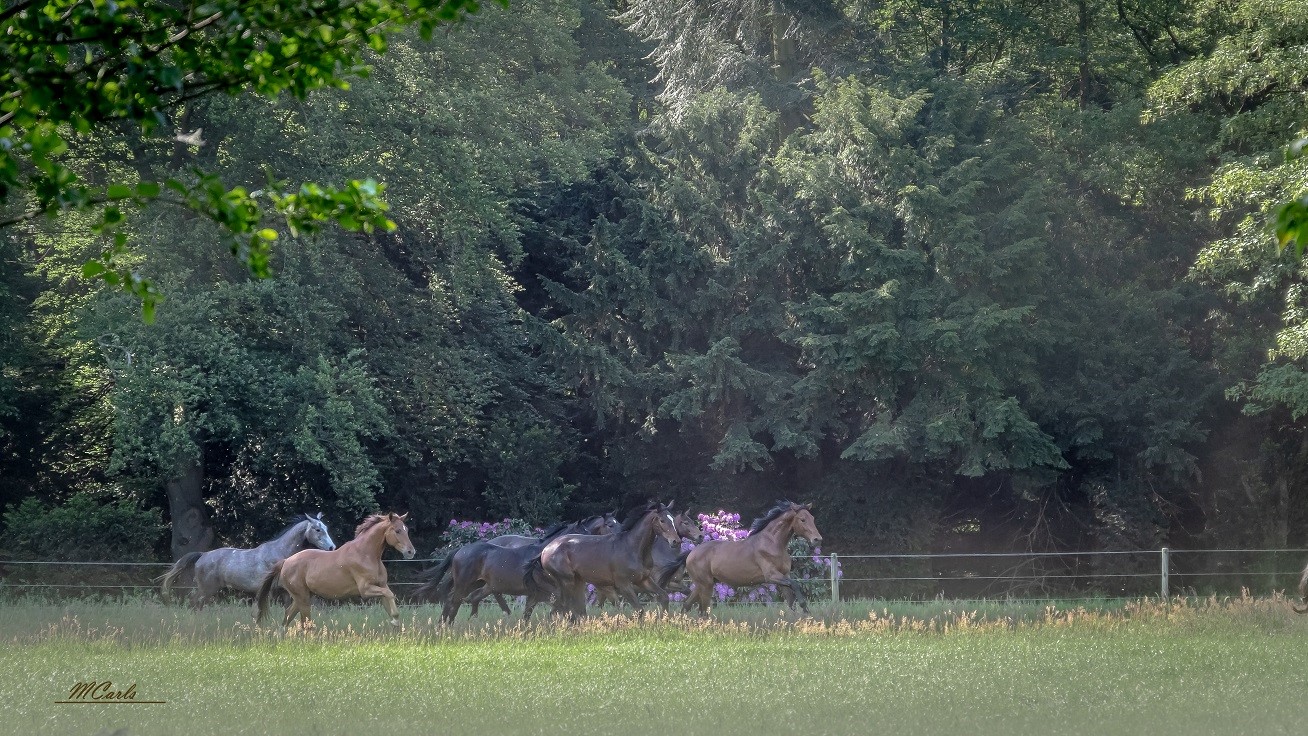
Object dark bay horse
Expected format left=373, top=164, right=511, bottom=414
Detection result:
left=530, top=502, right=681, bottom=618
left=159, top=513, right=335, bottom=608
left=470, top=512, right=620, bottom=615
left=594, top=507, right=703, bottom=609
left=416, top=513, right=621, bottom=620
left=672, top=501, right=822, bottom=614
left=256, top=512, right=415, bottom=628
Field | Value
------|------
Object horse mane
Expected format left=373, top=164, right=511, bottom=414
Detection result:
left=620, top=502, right=660, bottom=532
left=748, top=500, right=798, bottom=536
left=270, top=517, right=310, bottom=541
left=538, top=522, right=569, bottom=541
left=354, top=513, right=390, bottom=538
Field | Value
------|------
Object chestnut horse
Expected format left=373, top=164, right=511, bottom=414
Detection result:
left=672, top=500, right=821, bottom=614
left=255, top=512, right=415, bottom=628
left=594, top=507, right=703, bottom=609
left=528, top=502, right=680, bottom=618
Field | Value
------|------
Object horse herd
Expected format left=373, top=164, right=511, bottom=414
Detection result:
left=159, top=501, right=1308, bottom=626
left=159, top=500, right=825, bottom=628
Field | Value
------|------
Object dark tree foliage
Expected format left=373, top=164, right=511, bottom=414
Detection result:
left=2, top=0, right=1307, bottom=560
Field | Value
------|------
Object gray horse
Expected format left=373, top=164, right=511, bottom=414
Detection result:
left=160, top=513, right=336, bottom=608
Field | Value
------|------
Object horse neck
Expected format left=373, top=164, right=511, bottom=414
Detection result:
left=346, top=520, right=389, bottom=561
left=262, top=522, right=308, bottom=556
left=752, top=511, right=795, bottom=554
left=623, top=512, right=659, bottom=562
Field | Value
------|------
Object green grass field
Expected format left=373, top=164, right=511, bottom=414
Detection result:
left=0, top=596, right=1305, bottom=735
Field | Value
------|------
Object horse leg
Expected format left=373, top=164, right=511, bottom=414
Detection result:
left=636, top=577, right=670, bottom=613
left=443, top=577, right=481, bottom=623
left=282, top=594, right=305, bottom=629
left=765, top=576, right=808, bottom=613
left=570, top=581, right=590, bottom=619
left=555, top=579, right=585, bottom=620
left=493, top=593, right=512, bottom=615
left=440, top=595, right=462, bottom=624
left=190, top=571, right=218, bottom=611
left=465, top=584, right=494, bottom=615
left=523, top=593, right=544, bottom=621
left=682, top=569, right=713, bottom=615
left=615, top=581, right=646, bottom=616
left=359, top=581, right=401, bottom=626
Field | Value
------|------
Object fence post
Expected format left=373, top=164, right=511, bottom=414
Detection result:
left=1160, top=547, right=1170, bottom=603
left=830, top=553, right=839, bottom=603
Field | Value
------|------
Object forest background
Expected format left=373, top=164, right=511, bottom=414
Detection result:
left=3, top=0, right=1308, bottom=562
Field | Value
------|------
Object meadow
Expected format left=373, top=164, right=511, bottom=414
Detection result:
left=0, top=596, right=1304, bottom=735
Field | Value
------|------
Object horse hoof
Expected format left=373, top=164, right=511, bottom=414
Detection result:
left=389, top=618, right=401, bottom=627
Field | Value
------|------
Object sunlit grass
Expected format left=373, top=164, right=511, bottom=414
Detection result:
left=0, top=595, right=1304, bottom=734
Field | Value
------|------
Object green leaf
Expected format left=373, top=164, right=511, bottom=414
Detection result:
left=81, top=260, right=106, bottom=278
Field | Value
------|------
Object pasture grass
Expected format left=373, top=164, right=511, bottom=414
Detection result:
left=0, top=595, right=1304, bottom=735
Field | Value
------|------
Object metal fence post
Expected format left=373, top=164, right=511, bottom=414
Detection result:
left=830, top=553, right=839, bottom=603
left=1160, top=547, right=1170, bottom=602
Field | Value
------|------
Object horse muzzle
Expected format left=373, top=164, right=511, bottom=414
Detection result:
left=402, top=549, right=416, bottom=559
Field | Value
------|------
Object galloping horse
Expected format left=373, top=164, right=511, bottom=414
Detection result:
left=672, top=500, right=822, bottom=614
left=256, top=512, right=415, bottom=628
left=159, top=513, right=335, bottom=608
left=469, top=512, right=620, bottom=615
left=415, top=514, right=620, bottom=622
left=530, top=502, right=680, bottom=618
left=594, top=507, right=703, bottom=609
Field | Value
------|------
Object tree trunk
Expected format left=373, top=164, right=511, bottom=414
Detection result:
left=1077, top=0, right=1091, bottom=109
left=166, top=451, right=214, bottom=559
left=770, top=0, right=804, bottom=135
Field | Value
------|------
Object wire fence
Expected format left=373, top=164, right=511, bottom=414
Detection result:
left=0, top=548, right=1304, bottom=603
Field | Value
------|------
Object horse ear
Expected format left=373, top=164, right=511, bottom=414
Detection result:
left=666, top=499, right=675, bottom=510
left=305, top=513, right=314, bottom=522
left=804, top=503, right=813, bottom=510
left=399, top=512, right=410, bottom=521
left=316, top=511, right=324, bottom=519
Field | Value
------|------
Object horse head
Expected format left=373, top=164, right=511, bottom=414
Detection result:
left=384, top=512, right=416, bottom=559
left=303, top=512, right=336, bottom=551
left=673, top=510, right=704, bottom=544
left=790, top=503, right=822, bottom=547
left=653, top=504, right=681, bottom=549
left=600, top=510, right=621, bottom=535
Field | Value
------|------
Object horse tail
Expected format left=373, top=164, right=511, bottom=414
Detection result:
left=1294, top=563, right=1308, bottom=614
left=656, top=550, right=691, bottom=590
left=254, top=560, right=284, bottom=624
left=158, top=551, right=203, bottom=601
left=414, top=554, right=455, bottom=603
left=524, top=554, right=552, bottom=593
